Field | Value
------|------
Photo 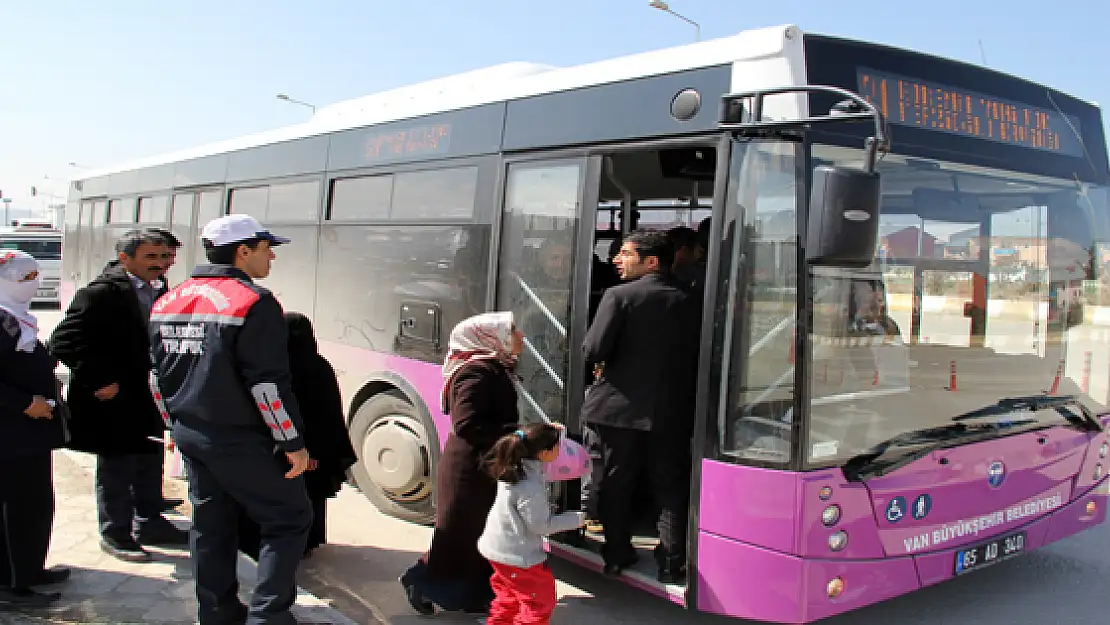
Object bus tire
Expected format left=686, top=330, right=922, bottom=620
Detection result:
left=347, top=391, right=437, bottom=525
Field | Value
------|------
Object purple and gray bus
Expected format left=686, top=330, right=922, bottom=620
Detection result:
left=61, top=24, right=1110, bottom=623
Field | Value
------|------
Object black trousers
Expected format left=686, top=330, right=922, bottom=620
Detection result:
left=0, top=453, right=54, bottom=588
left=594, top=425, right=691, bottom=568
left=95, top=451, right=166, bottom=541
left=238, top=495, right=326, bottom=562
left=174, top=424, right=311, bottom=625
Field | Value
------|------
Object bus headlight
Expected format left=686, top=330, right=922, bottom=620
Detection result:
left=821, top=505, right=842, bottom=526
left=828, top=530, right=849, bottom=552
left=1095, top=464, right=1103, bottom=481
left=827, top=577, right=846, bottom=598
left=1086, top=500, right=1097, bottom=516
left=1100, top=443, right=1108, bottom=459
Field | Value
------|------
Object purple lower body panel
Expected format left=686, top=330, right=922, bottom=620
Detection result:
left=695, top=482, right=1107, bottom=623
left=317, top=339, right=451, bottom=449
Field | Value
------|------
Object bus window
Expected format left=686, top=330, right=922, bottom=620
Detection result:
left=137, top=196, right=170, bottom=224
left=0, top=238, right=62, bottom=260
left=495, top=161, right=583, bottom=424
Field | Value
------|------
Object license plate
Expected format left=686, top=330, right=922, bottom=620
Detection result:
left=954, top=531, right=1026, bottom=575
left=36, top=290, right=53, bottom=297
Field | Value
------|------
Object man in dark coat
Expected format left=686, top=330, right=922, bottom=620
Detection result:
left=49, top=230, right=188, bottom=563
left=96, top=227, right=185, bottom=512
left=580, top=229, right=700, bottom=583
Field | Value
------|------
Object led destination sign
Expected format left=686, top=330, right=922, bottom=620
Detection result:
left=856, top=68, right=1084, bottom=158
left=364, top=123, right=453, bottom=162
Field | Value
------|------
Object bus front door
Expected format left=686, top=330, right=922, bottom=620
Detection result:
left=493, top=156, right=600, bottom=429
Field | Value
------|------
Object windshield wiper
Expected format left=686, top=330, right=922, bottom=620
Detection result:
left=842, top=420, right=1039, bottom=482
left=953, top=394, right=1102, bottom=432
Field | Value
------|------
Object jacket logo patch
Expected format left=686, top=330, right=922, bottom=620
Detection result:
left=153, top=277, right=259, bottom=318
left=159, top=323, right=206, bottom=354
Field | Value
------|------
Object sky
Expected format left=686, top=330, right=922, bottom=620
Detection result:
left=1, top=0, right=1107, bottom=222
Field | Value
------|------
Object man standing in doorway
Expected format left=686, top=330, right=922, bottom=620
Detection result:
left=150, top=214, right=312, bottom=625
left=50, top=230, right=189, bottom=562
left=580, top=230, right=700, bottom=583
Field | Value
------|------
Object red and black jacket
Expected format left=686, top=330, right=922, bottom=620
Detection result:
left=148, top=264, right=305, bottom=452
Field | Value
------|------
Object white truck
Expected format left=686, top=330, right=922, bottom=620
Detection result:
left=0, top=223, right=63, bottom=306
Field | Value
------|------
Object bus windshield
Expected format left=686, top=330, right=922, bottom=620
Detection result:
left=720, top=142, right=1110, bottom=468
left=0, top=238, right=62, bottom=261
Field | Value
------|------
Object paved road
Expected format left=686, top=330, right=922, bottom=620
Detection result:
left=33, top=307, right=1110, bottom=624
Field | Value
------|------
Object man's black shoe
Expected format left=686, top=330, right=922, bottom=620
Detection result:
left=657, top=565, right=687, bottom=584
left=31, top=566, right=71, bottom=586
left=136, top=523, right=190, bottom=547
left=602, top=553, right=640, bottom=577
left=100, top=537, right=153, bottom=563
left=0, top=586, right=61, bottom=607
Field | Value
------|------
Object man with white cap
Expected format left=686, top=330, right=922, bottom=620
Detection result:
left=148, top=214, right=312, bottom=625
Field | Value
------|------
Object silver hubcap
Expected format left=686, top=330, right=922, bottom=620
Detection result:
left=361, top=415, right=431, bottom=502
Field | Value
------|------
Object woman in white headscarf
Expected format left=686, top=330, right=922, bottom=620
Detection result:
left=0, top=250, right=69, bottom=606
left=401, top=312, right=524, bottom=616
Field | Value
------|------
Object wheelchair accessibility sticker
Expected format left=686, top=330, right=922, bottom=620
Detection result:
left=886, top=496, right=907, bottom=523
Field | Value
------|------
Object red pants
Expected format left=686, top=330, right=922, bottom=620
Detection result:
left=487, top=561, right=557, bottom=624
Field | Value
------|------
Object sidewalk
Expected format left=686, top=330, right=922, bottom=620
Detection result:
left=0, top=449, right=356, bottom=625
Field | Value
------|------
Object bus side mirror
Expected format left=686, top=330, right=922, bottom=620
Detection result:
left=805, top=165, right=881, bottom=268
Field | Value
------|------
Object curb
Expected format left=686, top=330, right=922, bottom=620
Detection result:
left=58, top=449, right=358, bottom=625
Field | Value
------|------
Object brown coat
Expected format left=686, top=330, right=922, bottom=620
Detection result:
left=407, top=358, right=520, bottom=611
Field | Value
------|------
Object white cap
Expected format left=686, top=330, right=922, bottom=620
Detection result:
left=200, top=214, right=290, bottom=247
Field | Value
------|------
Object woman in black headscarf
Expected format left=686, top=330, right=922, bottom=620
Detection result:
left=238, top=312, right=358, bottom=559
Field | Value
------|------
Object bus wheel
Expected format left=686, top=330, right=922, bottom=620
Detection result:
left=348, top=392, right=436, bottom=525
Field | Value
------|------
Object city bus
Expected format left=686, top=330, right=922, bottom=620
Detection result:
left=1, top=223, right=63, bottom=306
left=60, top=24, right=1110, bottom=623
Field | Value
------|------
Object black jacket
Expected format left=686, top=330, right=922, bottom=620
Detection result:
left=580, top=272, right=700, bottom=434
left=149, top=265, right=307, bottom=452
left=49, top=265, right=165, bottom=455
left=0, top=311, right=66, bottom=459
left=285, top=312, right=357, bottom=499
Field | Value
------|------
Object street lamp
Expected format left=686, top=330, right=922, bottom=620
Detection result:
left=648, top=0, right=700, bottom=42
left=276, top=93, right=317, bottom=114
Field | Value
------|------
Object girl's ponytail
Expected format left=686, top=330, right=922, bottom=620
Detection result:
left=485, top=423, right=562, bottom=483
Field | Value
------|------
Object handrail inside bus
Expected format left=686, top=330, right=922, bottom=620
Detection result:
left=511, top=378, right=553, bottom=424
left=522, top=336, right=565, bottom=391
left=747, top=283, right=835, bottom=359
left=749, top=315, right=794, bottom=357
left=745, top=366, right=795, bottom=413
left=509, top=272, right=567, bottom=338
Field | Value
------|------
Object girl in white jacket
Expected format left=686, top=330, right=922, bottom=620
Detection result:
left=478, top=423, right=585, bottom=624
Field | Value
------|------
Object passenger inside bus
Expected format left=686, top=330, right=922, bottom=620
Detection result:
left=580, top=230, right=700, bottom=583
left=566, top=148, right=714, bottom=587
left=666, top=226, right=699, bottom=286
